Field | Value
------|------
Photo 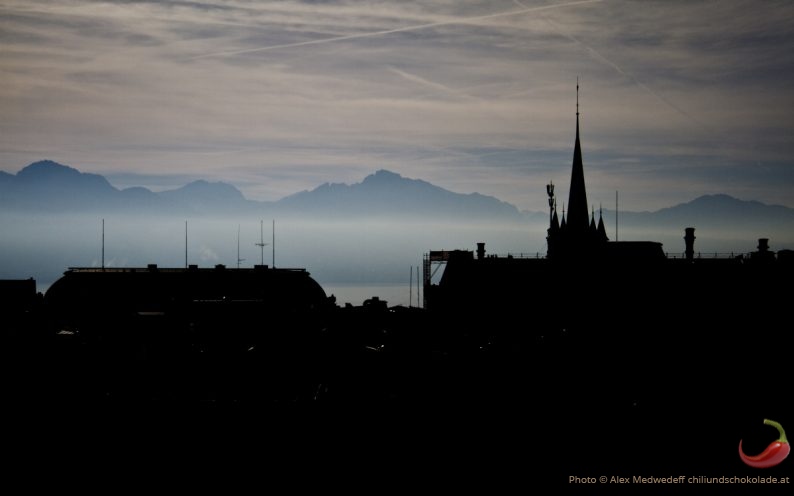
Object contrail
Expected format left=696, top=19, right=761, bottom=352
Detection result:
left=191, top=0, right=603, bottom=59
left=515, top=0, right=704, bottom=127
left=388, top=66, right=479, bottom=100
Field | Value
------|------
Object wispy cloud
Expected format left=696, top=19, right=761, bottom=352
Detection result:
left=190, top=0, right=603, bottom=59
left=1, top=0, right=793, bottom=210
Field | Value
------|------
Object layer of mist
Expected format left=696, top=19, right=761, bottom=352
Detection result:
left=3, top=210, right=791, bottom=296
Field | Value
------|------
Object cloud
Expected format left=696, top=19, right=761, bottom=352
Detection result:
left=189, top=0, right=603, bottom=59
left=1, top=0, right=793, bottom=210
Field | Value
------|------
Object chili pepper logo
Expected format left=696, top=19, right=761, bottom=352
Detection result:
left=738, top=419, right=790, bottom=469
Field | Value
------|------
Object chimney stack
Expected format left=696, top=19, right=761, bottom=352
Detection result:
left=684, top=228, right=696, bottom=261
left=476, top=243, right=486, bottom=260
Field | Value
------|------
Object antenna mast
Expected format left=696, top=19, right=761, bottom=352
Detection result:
left=271, top=219, right=275, bottom=268
left=616, top=191, right=619, bottom=242
left=255, top=219, right=268, bottom=266
left=237, top=224, right=245, bottom=269
left=409, top=266, right=413, bottom=308
left=185, top=220, right=188, bottom=268
left=101, top=218, right=105, bottom=270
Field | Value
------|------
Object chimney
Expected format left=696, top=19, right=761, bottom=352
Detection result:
left=476, top=242, right=486, bottom=260
left=757, top=238, right=769, bottom=253
left=684, top=228, right=695, bottom=261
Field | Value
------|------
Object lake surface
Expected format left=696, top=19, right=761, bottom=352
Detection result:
left=319, top=282, right=417, bottom=308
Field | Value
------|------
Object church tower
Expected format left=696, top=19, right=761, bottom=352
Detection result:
left=566, top=79, right=589, bottom=239
left=547, top=81, right=607, bottom=259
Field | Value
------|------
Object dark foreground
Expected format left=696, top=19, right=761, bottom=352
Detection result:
left=2, top=298, right=791, bottom=490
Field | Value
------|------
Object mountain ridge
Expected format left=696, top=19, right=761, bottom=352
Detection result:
left=2, top=161, right=793, bottom=228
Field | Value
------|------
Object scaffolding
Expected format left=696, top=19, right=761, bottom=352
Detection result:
left=423, top=250, right=454, bottom=309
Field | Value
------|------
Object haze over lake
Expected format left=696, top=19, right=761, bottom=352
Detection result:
left=3, top=161, right=793, bottom=302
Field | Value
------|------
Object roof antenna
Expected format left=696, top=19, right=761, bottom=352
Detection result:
left=237, top=224, right=245, bottom=269
left=101, top=218, right=105, bottom=270
left=255, top=219, right=269, bottom=266
left=272, top=219, right=275, bottom=268
left=409, top=266, right=413, bottom=308
left=185, top=220, right=188, bottom=268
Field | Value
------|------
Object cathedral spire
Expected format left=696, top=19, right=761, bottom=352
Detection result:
left=567, top=78, right=589, bottom=236
left=597, top=204, right=609, bottom=242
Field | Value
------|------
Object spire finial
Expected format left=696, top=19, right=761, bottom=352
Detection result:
left=576, top=76, right=579, bottom=116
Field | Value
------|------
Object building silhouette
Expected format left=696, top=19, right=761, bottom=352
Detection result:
left=424, top=85, right=792, bottom=332
left=545, top=84, right=663, bottom=261
left=41, top=264, right=333, bottom=402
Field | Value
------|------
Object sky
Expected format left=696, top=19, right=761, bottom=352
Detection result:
left=2, top=0, right=794, bottom=212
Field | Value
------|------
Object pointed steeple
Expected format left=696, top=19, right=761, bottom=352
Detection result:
left=567, top=78, right=589, bottom=236
left=597, top=205, right=609, bottom=242
left=560, top=202, right=566, bottom=230
left=589, top=206, right=597, bottom=233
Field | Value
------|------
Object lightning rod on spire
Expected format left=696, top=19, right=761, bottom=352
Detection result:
left=576, top=76, right=579, bottom=116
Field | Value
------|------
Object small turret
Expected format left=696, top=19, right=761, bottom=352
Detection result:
left=597, top=207, right=609, bottom=243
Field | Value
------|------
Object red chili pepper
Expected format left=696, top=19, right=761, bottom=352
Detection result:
left=739, top=419, right=790, bottom=469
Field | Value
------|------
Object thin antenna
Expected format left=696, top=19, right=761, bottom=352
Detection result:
left=237, top=224, right=245, bottom=269
left=409, top=266, right=413, bottom=308
left=616, top=191, right=619, bottom=242
left=255, top=219, right=268, bottom=266
left=576, top=76, right=579, bottom=116
left=185, top=220, right=188, bottom=268
left=101, top=218, right=105, bottom=270
left=271, top=219, right=275, bottom=268
left=417, top=266, right=420, bottom=309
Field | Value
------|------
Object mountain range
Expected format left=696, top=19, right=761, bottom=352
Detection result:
left=0, top=160, right=525, bottom=219
left=2, top=160, right=794, bottom=234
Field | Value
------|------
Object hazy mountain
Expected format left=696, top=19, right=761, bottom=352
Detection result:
left=2, top=161, right=794, bottom=233
left=602, top=194, right=794, bottom=233
left=651, top=194, right=794, bottom=228
left=276, top=169, right=523, bottom=219
left=0, top=160, right=262, bottom=214
left=157, top=179, right=262, bottom=213
left=15, top=160, right=114, bottom=191
left=1, top=160, right=118, bottom=210
left=3, top=160, right=794, bottom=287
left=0, top=161, right=523, bottom=219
